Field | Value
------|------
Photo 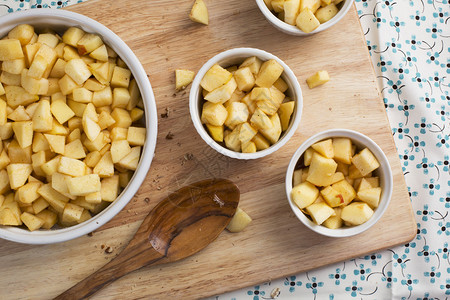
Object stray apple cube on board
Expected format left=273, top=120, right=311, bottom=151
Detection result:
left=226, top=207, right=252, bottom=233
left=292, top=137, right=383, bottom=229
left=190, top=0, right=209, bottom=25
left=306, top=70, right=330, bottom=89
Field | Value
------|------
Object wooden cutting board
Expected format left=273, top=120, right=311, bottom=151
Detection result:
left=0, top=1, right=417, bottom=299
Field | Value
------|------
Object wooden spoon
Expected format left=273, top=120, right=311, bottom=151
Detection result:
left=54, top=178, right=240, bottom=300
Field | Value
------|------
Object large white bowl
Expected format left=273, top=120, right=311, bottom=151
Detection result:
left=189, top=47, right=303, bottom=160
left=0, top=9, right=158, bottom=244
left=255, top=0, right=355, bottom=36
left=286, top=129, right=393, bottom=237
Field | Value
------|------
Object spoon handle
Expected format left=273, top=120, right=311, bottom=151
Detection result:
left=53, top=239, right=164, bottom=300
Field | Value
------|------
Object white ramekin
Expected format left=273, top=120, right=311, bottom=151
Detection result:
left=255, top=0, right=355, bottom=36
left=0, top=9, right=158, bottom=244
left=189, top=47, right=303, bottom=160
left=286, top=129, right=393, bottom=237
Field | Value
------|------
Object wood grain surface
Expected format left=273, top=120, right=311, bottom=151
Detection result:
left=0, top=1, right=416, bottom=299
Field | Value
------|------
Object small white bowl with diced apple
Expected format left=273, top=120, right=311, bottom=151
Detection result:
left=255, top=0, right=354, bottom=36
left=189, top=47, right=303, bottom=159
left=0, top=9, right=158, bottom=244
left=285, top=129, right=393, bottom=237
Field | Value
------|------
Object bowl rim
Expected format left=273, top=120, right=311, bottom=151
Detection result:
left=285, top=129, right=393, bottom=237
left=189, top=47, right=303, bottom=160
left=0, top=9, right=158, bottom=244
left=255, top=0, right=355, bottom=36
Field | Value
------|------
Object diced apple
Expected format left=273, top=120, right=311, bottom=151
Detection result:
left=206, top=124, right=223, bottom=142
left=17, top=181, right=42, bottom=204
left=239, top=56, right=262, bottom=75
left=291, top=181, right=319, bottom=209
left=357, top=187, right=382, bottom=208
left=93, top=151, right=114, bottom=177
left=66, top=174, right=101, bottom=196
left=341, top=202, right=374, bottom=226
left=32, top=197, right=49, bottom=214
left=200, top=64, right=233, bottom=92
left=303, top=148, right=315, bottom=167
left=62, top=27, right=85, bottom=47
left=37, top=183, right=69, bottom=214
left=283, top=0, right=301, bottom=25
left=204, top=77, right=237, bottom=104
left=224, top=102, right=249, bottom=129
left=64, top=139, right=86, bottom=159
left=226, top=207, right=252, bottom=232
left=127, top=126, right=146, bottom=146
left=250, top=107, right=272, bottom=130
left=311, top=138, right=334, bottom=158
left=58, top=156, right=85, bottom=177
left=117, top=147, right=140, bottom=171
left=111, top=66, right=131, bottom=88
left=89, top=44, right=108, bottom=62
left=315, top=3, right=339, bottom=23
left=224, top=126, right=241, bottom=152
left=306, top=152, right=337, bottom=186
left=0, top=39, right=24, bottom=60
left=77, top=33, right=103, bottom=55
left=306, top=202, right=335, bottom=225
left=101, top=175, right=119, bottom=202
left=189, top=0, right=209, bottom=25
left=278, top=101, right=295, bottom=131
left=8, top=24, right=35, bottom=45
left=11, top=121, right=33, bottom=148
left=234, top=67, right=255, bottom=92
left=259, top=113, right=282, bottom=144
left=201, top=102, right=228, bottom=126
left=6, top=163, right=32, bottom=189
left=351, top=148, right=380, bottom=176
left=255, top=59, right=283, bottom=88
left=110, top=108, right=132, bottom=128
left=175, top=69, right=195, bottom=90
left=252, top=132, right=270, bottom=151
left=20, top=212, right=44, bottom=231
left=323, top=207, right=343, bottom=229
left=50, top=100, right=75, bottom=124
left=306, top=70, right=330, bottom=88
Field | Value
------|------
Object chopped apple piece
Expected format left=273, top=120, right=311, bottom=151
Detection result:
left=341, top=202, right=374, bottom=226
left=307, top=152, right=337, bottom=186
left=255, top=59, right=283, bottom=88
left=226, top=207, right=252, bottom=232
left=332, top=138, right=352, bottom=164
left=306, top=70, right=330, bottom=89
left=311, top=138, right=334, bottom=158
left=206, top=124, right=223, bottom=142
left=11, top=121, right=33, bottom=148
left=357, top=187, right=382, bottom=208
left=189, top=0, right=209, bottom=25
left=351, top=148, right=380, bottom=177
left=0, top=39, right=24, bottom=61
left=6, top=163, right=32, bottom=189
left=66, top=174, right=101, bottom=196
left=278, top=101, right=295, bottom=131
left=204, top=77, right=237, bottom=104
left=291, top=181, right=319, bottom=209
left=322, top=207, right=343, bottom=229
left=200, top=64, right=233, bottom=92
left=296, top=8, right=321, bottom=33
left=306, top=202, right=335, bottom=225
left=20, top=212, right=44, bottom=231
